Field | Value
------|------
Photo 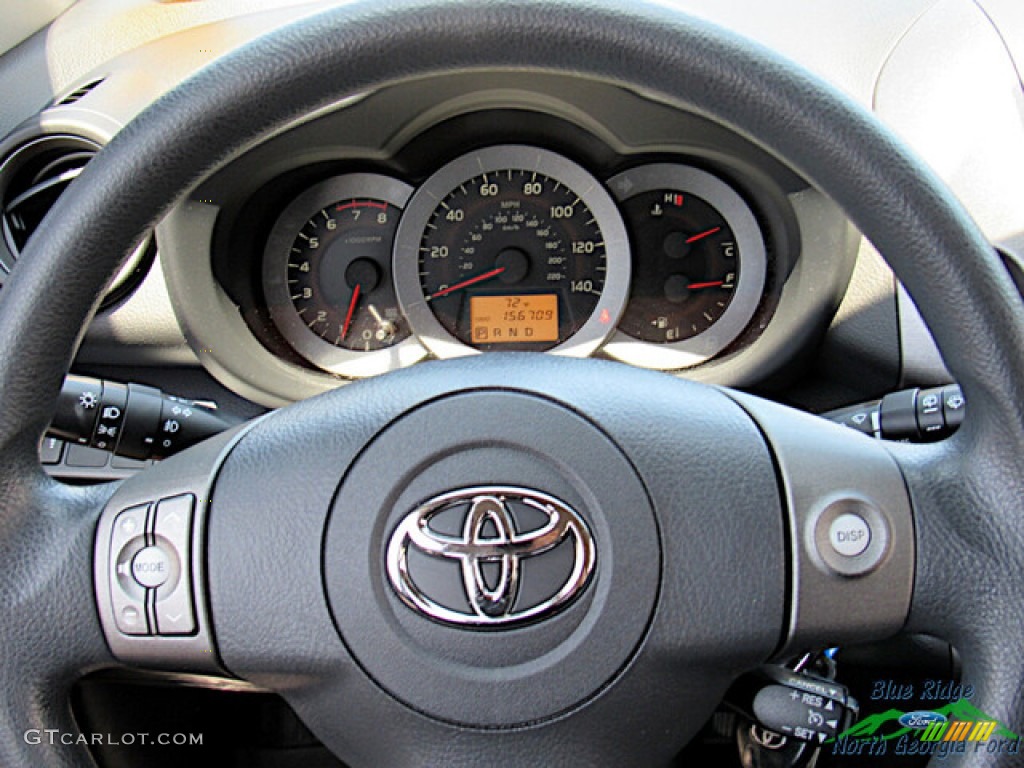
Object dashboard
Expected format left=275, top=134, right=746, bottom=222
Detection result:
left=158, top=72, right=854, bottom=406
left=1, top=0, right=1022, bottom=409
left=0, top=0, right=1022, bottom=503
left=12, top=0, right=1019, bottom=421
left=2, top=2, right=1024, bottom=767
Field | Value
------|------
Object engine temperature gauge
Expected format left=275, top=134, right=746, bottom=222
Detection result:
left=603, top=164, right=767, bottom=370
left=263, top=174, right=427, bottom=377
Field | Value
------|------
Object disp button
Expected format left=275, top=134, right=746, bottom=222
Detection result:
left=813, top=497, right=890, bottom=577
left=828, top=513, right=871, bottom=558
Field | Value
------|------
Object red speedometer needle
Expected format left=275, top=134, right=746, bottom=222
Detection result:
left=687, top=280, right=725, bottom=290
left=427, top=267, right=506, bottom=300
left=340, top=284, right=361, bottom=340
left=685, top=226, right=721, bottom=244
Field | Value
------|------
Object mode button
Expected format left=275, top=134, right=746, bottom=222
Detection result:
left=131, top=545, right=175, bottom=589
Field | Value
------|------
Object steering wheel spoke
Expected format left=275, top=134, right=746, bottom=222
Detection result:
left=727, top=392, right=916, bottom=654
left=91, top=425, right=250, bottom=674
left=889, top=418, right=1024, bottom=736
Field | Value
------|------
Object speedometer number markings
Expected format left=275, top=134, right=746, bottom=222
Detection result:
left=393, top=146, right=631, bottom=360
left=416, top=167, right=608, bottom=351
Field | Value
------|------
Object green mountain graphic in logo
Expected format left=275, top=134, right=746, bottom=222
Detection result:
left=833, top=700, right=1019, bottom=742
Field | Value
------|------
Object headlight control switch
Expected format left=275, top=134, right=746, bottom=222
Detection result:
left=50, top=375, right=235, bottom=460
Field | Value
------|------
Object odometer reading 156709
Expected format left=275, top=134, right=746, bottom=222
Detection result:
left=470, top=294, right=559, bottom=344
left=393, top=146, right=631, bottom=359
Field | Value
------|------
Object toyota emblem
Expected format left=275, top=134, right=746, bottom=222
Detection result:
left=386, top=486, right=596, bottom=627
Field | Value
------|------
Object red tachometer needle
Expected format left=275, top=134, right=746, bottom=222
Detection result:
left=685, top=226, right=721, bottom=244
left=687, top=280, right=725, bottom=290
left=340, top=284, right=361, bottom=340
left=427, top=267, right=506, bottom=300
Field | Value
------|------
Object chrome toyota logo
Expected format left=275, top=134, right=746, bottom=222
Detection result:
left=386, top=487, right=595, bottom=627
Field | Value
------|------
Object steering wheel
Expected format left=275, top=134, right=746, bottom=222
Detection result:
left=2, top=1, right=1023, bottom=766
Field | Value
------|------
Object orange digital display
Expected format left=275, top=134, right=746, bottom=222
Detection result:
left=470, top=294, right=559, bottom=344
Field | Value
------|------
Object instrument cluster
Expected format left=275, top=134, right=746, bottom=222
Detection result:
left=261, top=144, right=768, bottom=377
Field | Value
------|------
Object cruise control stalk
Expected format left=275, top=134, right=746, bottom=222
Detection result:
left=49, top=375, right=237, bottom=460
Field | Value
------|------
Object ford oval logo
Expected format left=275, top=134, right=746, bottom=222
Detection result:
left=385, top=486, right=596, bottom=627
left=898, top=711, right=948, bottom=729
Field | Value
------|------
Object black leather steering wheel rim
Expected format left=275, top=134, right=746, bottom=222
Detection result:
left=1, top=1, right=1022, bottom=766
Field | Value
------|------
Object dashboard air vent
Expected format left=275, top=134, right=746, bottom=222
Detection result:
left=0, top=134, right=153, bottom=308
left=53, top=78, right=105, bottom=107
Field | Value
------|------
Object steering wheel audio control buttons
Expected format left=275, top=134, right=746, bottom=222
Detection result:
left=110, top=503, right=152, bottom=635
left=108, top=494, right=196, bottom=636
left=153, top=495, right=196, bottom=635
left=827, top=514, right=871, bottom=558
left=813, top=497, right=890, bottom=577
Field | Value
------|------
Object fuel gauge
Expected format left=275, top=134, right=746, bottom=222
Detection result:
left=603, top=164, right=767, bottom=369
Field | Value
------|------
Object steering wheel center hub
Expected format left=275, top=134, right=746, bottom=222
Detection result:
left=324, top=390, right=659, bottom=726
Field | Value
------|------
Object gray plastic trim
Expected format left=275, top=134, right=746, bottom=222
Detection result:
left=897, top=283, right=951, bottom=387
left=159, top=202, right=340, bottom=407
left=996, top=234, right=1024, bottom=296
left=0, top=108, right=123, bottom=160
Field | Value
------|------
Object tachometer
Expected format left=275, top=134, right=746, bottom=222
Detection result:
left=603, top=164, right=767, bottom=369
left=263, top=174, right=427, bottom=377
left=393, top=146, right=630, bottom=358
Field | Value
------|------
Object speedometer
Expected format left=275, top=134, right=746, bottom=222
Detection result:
left=393, top=146, right=630, bottom=358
